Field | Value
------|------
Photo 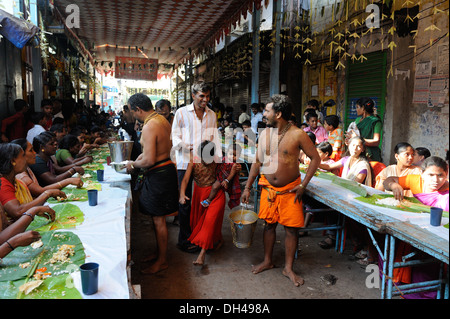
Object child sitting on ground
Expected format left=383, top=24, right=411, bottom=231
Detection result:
left=201, top=143, right=242, bottom=209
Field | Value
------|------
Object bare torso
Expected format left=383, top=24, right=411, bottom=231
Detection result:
left=258, top=126, right=306, bottom=187
left=140, top=114, right=173, bottom=165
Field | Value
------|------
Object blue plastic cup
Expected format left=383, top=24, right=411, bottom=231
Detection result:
left=80, top=262, right=99, bottom=295
left=430, top=207, right=443, bottom=226
left=97, top=169, right=104, bottom=182
left=87, top=189, right=98, bottom=206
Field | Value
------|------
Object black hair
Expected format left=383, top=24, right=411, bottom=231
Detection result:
left=0, top=143, right=23, bottom=175
left=10, top=138, right=29, bottom=152
left=356, top=97, right=375, bottom=115
left=251, top=103, right=260, bottom=110
left=128, top=93, right=154, bottom=112
left=13, top=99, right=28, bottom=112
left=58, top=134, right=80, bottom=151
left=240, top=104, right=247, bottom=112
left=52, top=117, right=65, bottom=125
left=415, top=147, right=431, bottom=159
left=33, top=131, right=56, bottom=153
left=41, top=99, right=53, bottom=108
left=317, top=141, right=333, bottom=157
left=30, top=112, right=45, bottom=124
left=306, top=132, right=316, bottom=144
left=305, top=110, right=318, bottom=122
left=324, top=115, right=340, bottom=129
left=266, top=94, right=293, bottom=121
left=421, top=156, right=448, bottom=173
left=50, top=123, right=66, bottom=133
left=227, top=143, right=242, bottom=156
left=242, top=120, right=251, bottom=127
left=155, top=99, right=171, bottom=110
left=307, top=99, right=319, bottom=109
left=394, top=142, right=413, bottom=154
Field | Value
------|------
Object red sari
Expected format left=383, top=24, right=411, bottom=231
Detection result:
left=188, top=163, right=226, bottom=250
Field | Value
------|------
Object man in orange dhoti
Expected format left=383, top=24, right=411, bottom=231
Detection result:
left=241, top=95, right=321, bottom=287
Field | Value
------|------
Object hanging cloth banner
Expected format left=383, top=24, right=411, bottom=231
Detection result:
left=0, top=8, right=39, bottom=49
left=115, top=56, right=158, bottom=81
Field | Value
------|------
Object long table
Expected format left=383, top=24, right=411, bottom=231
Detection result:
left=48, top=162, right=132, bottom=299
left=299, top=171, right=449, bottom=299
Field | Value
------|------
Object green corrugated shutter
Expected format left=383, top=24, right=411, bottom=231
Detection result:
left=344, top=51, right=387, bottom=145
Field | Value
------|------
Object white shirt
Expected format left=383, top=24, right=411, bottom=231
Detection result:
left=171, top=102, right=221, bottom=170
left=251, top=112, right=263, bottom=134
left=238, top=112, right=250, bottom=124
left=26, top=125, right=46, bottom=144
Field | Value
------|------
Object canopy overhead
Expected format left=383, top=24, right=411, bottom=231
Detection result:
left=53, top=0, right=262, bottom=76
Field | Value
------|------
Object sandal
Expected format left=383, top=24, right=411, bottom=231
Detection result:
left=200, top=199, right=210, bottom=207
left=318, top=237, right=335, bottom=249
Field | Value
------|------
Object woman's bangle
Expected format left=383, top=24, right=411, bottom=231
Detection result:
left=58, top=181, right=63, bottom=188
left=43, top=190, right=50, bottom=198
left=224, top=179, right=230, bottom=183
left=5, top=241, right=14, bottom=251
left=244, top=185, right=252, bottom=191
left=23, top=212, right=34, bottom=221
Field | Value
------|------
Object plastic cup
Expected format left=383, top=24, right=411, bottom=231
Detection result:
left=106, top=156, right=111, bottom=165
left=430, top=207, right=443, bottom=226
left=80, top=262, right=99, bottom=295
left=97, top=169, right=104, bottom=181
left=87, top=189, right=98, bottom=206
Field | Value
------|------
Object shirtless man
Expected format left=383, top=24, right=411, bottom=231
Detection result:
left=241, top=94, right=321, bottom=286
left=126, top=93, right=178, bottom=274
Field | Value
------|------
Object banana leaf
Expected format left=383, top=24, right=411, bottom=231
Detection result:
left=315, top=171, right=337, bottom=181
left=0, top=274, right=82, bottom=299
left=27, top=203, right=84, bottom=232
left=332, top=176, right=369, bottom=197
left=47, top=183, right=101, bottom=204
left=355, top=194, right=450, bottom=217
left=0, top=231, right=85, bottom=283
left=82, top=163, right=105, bottom=171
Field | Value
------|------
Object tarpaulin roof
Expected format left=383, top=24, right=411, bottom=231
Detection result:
left=0, top=8, right=39, bottom=49
left=53, top=0, right=263, bottom=75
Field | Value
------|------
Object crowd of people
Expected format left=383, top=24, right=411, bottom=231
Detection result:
left=1, top=87, right=448, bottom=298
left=0, top=97, right=114, bottom=262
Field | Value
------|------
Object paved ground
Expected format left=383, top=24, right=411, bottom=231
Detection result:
left=130, top=190, right=382, bottom=300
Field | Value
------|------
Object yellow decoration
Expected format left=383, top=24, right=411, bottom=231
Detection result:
left=388, top=41, right=397, bottom=51
left=358, top=55, right=367, bottom=62
left=424, top=25, right=441, bottom=32
left=349, top=32, right=360, bottom=39
left=304, top=59, right=311, bottom=65
left=409, top=45, right=417, bottom=53
left=335, top=61, right=345, bottom=69
left=388, top=26, right=396, bottom=35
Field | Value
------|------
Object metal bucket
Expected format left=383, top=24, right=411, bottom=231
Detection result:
left=108, top=141, right=134, bottom=163
left=229, top=205, right=258, bottom=248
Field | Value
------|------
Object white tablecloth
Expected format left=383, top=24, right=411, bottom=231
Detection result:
left=49, top=164, right=131, bottom=299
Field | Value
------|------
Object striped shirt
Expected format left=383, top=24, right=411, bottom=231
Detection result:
left=171, top=102, right=220, bottom=170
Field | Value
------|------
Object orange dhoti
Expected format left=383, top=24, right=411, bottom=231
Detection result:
left=258, top=175, right=304, bottom=228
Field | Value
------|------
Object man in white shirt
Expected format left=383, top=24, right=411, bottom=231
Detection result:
left=26, top=112, right=47, bottom=144
left=250, top=103, right=263, bottom=135
left=171, top=82, right=220, bottom=253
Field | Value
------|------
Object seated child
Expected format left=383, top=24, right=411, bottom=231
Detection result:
left=316, top=141, right=340, bottom=176
left=201, top=143, right=242, bottom=209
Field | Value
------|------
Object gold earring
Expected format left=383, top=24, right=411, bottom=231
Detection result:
left=12, top=162, right=16, bottom=166
left=42, top=149, right=45, bottom=152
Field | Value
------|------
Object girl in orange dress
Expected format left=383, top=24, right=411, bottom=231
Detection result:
left=179, top=141, right=225, bottom=266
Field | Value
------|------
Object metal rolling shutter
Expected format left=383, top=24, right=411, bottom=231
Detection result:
left=344, top=51, right=387, bottom=145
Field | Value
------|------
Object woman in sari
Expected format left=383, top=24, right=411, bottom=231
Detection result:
left=384, top=156, right=449, bottom=211
left=375, top=142, right=422, bottom=197
left=179, top=141, right=226, bottom=266
left=319, top=136, right=372, bottom=186
left=346, top=97, right=382, bottom=162
left=0, top=143, right=65, bottom=221
left=383, top=156, right=448, bottom=299
left=12, top=138, right=83, bottom=198
left=28, top=131, right=85, bottom=187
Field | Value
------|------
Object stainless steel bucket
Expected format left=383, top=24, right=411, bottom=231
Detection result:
left=108, top=141, right=134, bottom=163
left=229, top=205, right=258, bottom=248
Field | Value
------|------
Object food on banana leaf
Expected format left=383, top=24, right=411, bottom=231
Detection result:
left=19, top=280, right=43, bottom=295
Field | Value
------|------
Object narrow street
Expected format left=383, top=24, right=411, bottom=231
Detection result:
left=130, top=192, right=382, bottom=299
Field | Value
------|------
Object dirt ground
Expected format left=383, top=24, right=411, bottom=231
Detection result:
left=129, top=190, right=382, bottom=301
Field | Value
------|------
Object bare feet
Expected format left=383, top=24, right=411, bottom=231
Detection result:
left=141, top=253, right=157, bottom=263
left=251, top=261, right=275, bottom=274
left=282, top=268, right=304, bottom=287
left=193, top=249, right=206, bottom=266
left=141, top=260, right=168, bottom=274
